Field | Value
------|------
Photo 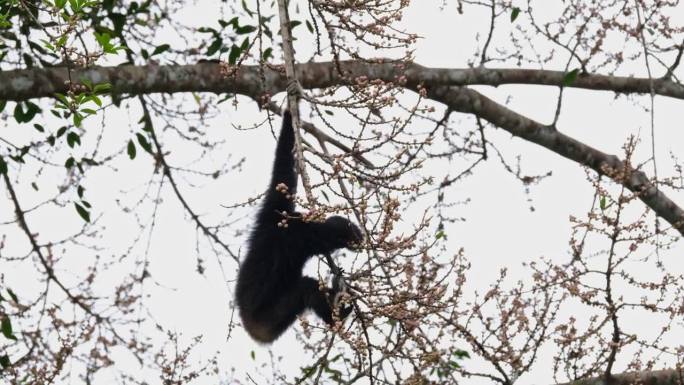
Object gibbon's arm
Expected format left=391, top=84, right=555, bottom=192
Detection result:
left=285, top=216, right=361, bottom=263
left=264, top=111, right=297, bottom=213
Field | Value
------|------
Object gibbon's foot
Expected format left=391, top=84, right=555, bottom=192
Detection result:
left=286, top=79, right=304, bottom=98
left=329, top=274, right=353, bottom=322
left=327, top=292, right=353, bottom=324
left=336, top=303, right=353, bottom=321
left=332, top=270, right=346, bottom=292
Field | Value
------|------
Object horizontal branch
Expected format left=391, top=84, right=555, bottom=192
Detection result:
left=0, top=61, right=682, bottom=234
left=565, top=368, right=683, bottom=385
left=409, top=66, right=684, bottom=100
left=2, top=61, right=684, bottom=101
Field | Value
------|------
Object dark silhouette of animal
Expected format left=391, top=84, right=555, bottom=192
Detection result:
left=236, top=111, right=362, bottom=343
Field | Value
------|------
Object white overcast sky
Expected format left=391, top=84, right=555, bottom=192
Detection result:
left=2, top=1, right=684, bottom=384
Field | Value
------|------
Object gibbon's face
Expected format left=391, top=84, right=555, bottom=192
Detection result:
left=324, top=216, right=363, bottom=249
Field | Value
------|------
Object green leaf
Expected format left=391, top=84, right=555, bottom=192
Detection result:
left=66, top=132, right=81, bottom=148
left=73, top=112, right=84, bottom=127
left=198, top=26, right=218, bottom=34
left=33, top=123, right=45, bottom=132
left=109, top=13, right=125, bottom=37
left=56, top=126, right=67, bottom=137
left=6, top=289, right=17, bottom=304
left=435, top=230, right=446, bottom=240
left=23, top=53, right=34, bottom=68
left=206, top=38, right=223, bottom=56
left=152, top=43, right=170, bottom=56
left=250, top=350, right=255, bottom=360
left=140, top=116, right=153, bottom=132
left=262, top=47, right=273, bottom=60
left=1, top=316, right=16, bottom=340
left=0, top=354, right=10, bottom=369
left=226, top=16, right=239, bottom=28
left=74, top=202, right=91, bottom=222
left=90, top=95, right=103, bottom=107
left=136, top=133, right=153, bottom=153
left=93, top=83, right=112, bottom=93
left=81, top=78, right=93, bottom=90
left=56, top=34, right=68, bottom=48
left=511, top=7, right=521, bottom=22
left=65, top=157, right=75, bottom=169
left=77, top=185, right=85, bottom=198
left=13, top=103, right=25, bottom=123
left=563, top=68, right=580, bottom=86
left=320, top=190, right=329, bottom=202
left=235, top=25, right=256, bottom=34
left=241, top=0, right=254, bottom=16
left=0, top=157, right=7, bottom=175
left=600, top=195, right=607, bottom=210
left=127, top=140, right=136, bottom=159
left=305, top=20, right=314, bottom=33
left=55, top=93, right=70, bottom=108
left=240, top=37, right=249, bottom=50
left=94, top=31, right=111, bottom=46
left=41, top=39, right=56, bottom=52
left=0, top=100, right=6, bottom=113
left=228, top=45, right=241, bottom=64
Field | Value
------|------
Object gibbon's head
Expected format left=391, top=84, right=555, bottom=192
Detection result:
left=324, top=216, right=363, bottom=249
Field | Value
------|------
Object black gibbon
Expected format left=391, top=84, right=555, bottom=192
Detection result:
left=236, top=111, right=362, bottom=343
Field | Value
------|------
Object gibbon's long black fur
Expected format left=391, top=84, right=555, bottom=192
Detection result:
left=236, top=111, right=362, bottom=343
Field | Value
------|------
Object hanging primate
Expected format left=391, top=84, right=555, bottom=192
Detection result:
left=236, top=111, right=362, bottom=343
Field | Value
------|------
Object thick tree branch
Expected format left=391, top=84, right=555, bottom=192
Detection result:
left=2, top=61, right=684, bottom=101
left=564, top=368, right=684, bottom=385
left=1, top=61, right=682, bottom=234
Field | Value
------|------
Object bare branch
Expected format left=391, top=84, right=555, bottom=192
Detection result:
left=2, top=172, right=99, bottom=318
left=428, top=85, right=684, bottom=235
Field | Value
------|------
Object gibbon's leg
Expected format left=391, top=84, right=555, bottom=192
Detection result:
left=260, top=276, right=349, bottom=340
left=267, top=282, right=309, bottom=339
left=259, top=277, right=350, bottom=341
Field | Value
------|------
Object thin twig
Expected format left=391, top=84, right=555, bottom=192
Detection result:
left=2, top=172, right=99, bottom=319
left=137, top=96, right=238, bottom=262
